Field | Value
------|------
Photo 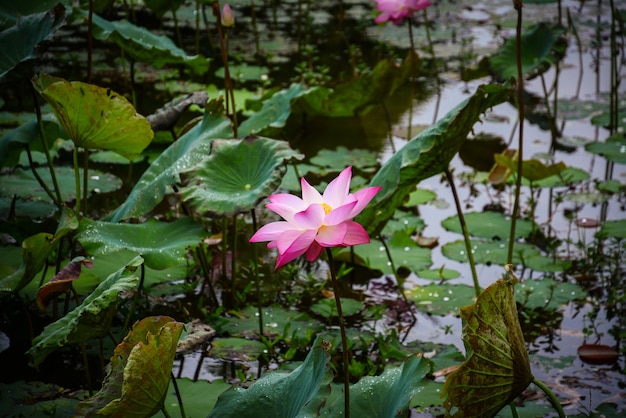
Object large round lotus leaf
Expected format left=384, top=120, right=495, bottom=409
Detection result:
left=353, top=230, right=432, bottom=275
left=0, top=166, right=121, bottom=203
left=310, top=298, right=364, bottom=318
left=405, top=283, right=477, bottom=316
left=179, top=137, right=302, bottom=216
left=75, top=218, right=205, bottom=270
left=442, top=239, right=541, bottom=266
left=585, top=134, right=626, bottom=165
left=209, top=337, right=266, bottom=361
left=523, top=167, right=590, bottom=188
left=522, top=253, right=571, bottom=273
left=442, top=278, right=533, bottom=417
left=489, top=23, right=566, bottom=80
left=32, top=74, right=153, bottom=160
left=597, top=219, right=626, bottom=239
left=405, top=188, right=437, bottom=206
left=515, top=278, right=586, bottom=310
left=441, top=211, right=534, bottom=240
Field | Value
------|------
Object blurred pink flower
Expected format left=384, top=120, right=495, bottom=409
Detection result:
left=250, top=167, right=381, bottom=269
left=374, top=0, right=432, bottom=25
left=221, top=3, right=235, bottom=27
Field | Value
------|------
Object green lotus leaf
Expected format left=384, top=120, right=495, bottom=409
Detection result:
left=489, top=23, right=567, bottom=80
left=301, top=353, right=432, bottom=417
left=0, top=114, right=66, bottom=168
left=597, top=219, right=626, bottom=239
left=0, top=232, right=57, bottom=296
left=32, top=74, right=153, bottom=160
left=524, top=167, right=589, bottom=188
left=217, top=305, right=323, bottom=342
left=585, top=134, right=626, bottom=165
left=405, top=283, right=477, bottom=316
left=144, top=0, right=185, bottom=19
left=76, top=316, right=184, bottom=417
left=0, top=166, right=122, bottom=204
left=515, top=278, right=586, bottom=309
left=416, top=268, right=460, bottom=280
left=105, top=99, right=232, bottom=222
left=310, top=298, right=364, bottom=318
left=238, top=83, right=312, bottom=137
left=87, top=12, right=209, bottom=75
left=0, top=380, right=79, bottom=417
left=208, top=336, right=329, bottom=417
left=76, top=218, right=205, bottom=270
left=0, top=5, right=66, bottom=79
left=27, top=256, right=143, bottom=367
left=443, top=277, right=533, bottom=417
left=442, top=239, right=541, bottom=266
left=357, top=83, right=511, bottom=236
left=441, top=211, right=535, bottom=240
left=179, top=137, right=303, bottom=216
left=310, top=147, right=379, bottom=173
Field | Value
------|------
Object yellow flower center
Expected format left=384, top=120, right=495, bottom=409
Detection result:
left=321, top=203, right=333, bottom=215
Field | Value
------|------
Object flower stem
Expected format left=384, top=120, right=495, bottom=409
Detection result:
left=326, top=248, right=350, bottom=417
left=532, top=377, right=565, bottom=418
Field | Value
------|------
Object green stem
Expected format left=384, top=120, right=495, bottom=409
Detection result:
left=508, top=0, right=524, bottom=265
left=72, top=147, right=81, bottom=215
left=407, top=19, right=415, bottom=140
left=325, top=248, right=350, bottom=417
left=532, top=377, right=565, bottom=418
left=213, top=2, right=238, bottom=137
left=170, top=372, right=186, bottom=418
left=25, top=146, right=58, bottom=206
left=445, top=169, right=480, bottom=297
left=422, top=8, right=441, bottom=123
left=378, top=234, right=414, bottom=319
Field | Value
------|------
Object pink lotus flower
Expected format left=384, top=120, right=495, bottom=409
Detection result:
left=374, top=0, right=432, bottom=25
left=221, top=3, right=235, bottom=27
left=250, top=167, right=381, bottom=269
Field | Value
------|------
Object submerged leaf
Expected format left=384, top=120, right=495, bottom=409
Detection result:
left=357, top=83, right=511, bottom=236
left=32, top=74, right=153, bottom=160
left=27, top=256, right=143, bottom=367
left=443, top=273, right=533, bottom=417
left=76, top=316, right=184, bottom=417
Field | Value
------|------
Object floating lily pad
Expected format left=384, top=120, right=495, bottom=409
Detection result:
left=405, top=283, right=477, bottom=316
left=210, top=337, right=268, bottom=362
left=564, top=191, right=611, bottom=204
left=215, top=64, right=269, bottom=82
left=526, top=167, right=590, bottom=188
left=353, top=231, right=432, bottom=275
left=217, top=305, right=323, bottom=342
left=0, top=166, right=122, bottom=203
left=405, top=188, right=437, bottom=206
left=0, top=380, right=79, bottom=417
left=442, top=211, right=534, bottom=240
left=442, top=239, right=541, bottom=266
left=515, top=278, right=586, bottom=309
left=585, top=134, right=626, bottom=164
left=416, top=268, right=461, bottom=280
left=310, top=147, right=379, bottom=174
left=310, top=297, right=364, bottom=318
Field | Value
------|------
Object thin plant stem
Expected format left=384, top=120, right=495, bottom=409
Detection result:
left=213, top=1, right=238, bottom=137
left=124, top=261, right=146, bottom=330
left=30, top=83, right=63, bottom=208
left=82, top=149, right=89, bottom=216
left=508, top=0, right=525, bottom=266
left=161, top=406, right=172, bottom=418
left=445, top=168, right=480, bottom=297
left=231, top=214, right=237, bottom=302
left=423, top=8, right=440, bottom=123
left=251, top=209, right=264, bottom=338
left=73, top=147, right=82, bottom=215
left=25, top=145, right=58, bottom=206
left=325, top=248, right=350, bottom=417
left=170, top=372, right=186, bottom=418
left=378, top=234, right=415, bottom=320
left=532, top=377, right=565, bottom=418
left=407, top=19, right=415, bottom=140
left=87, top=0, right=93, bottom=83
